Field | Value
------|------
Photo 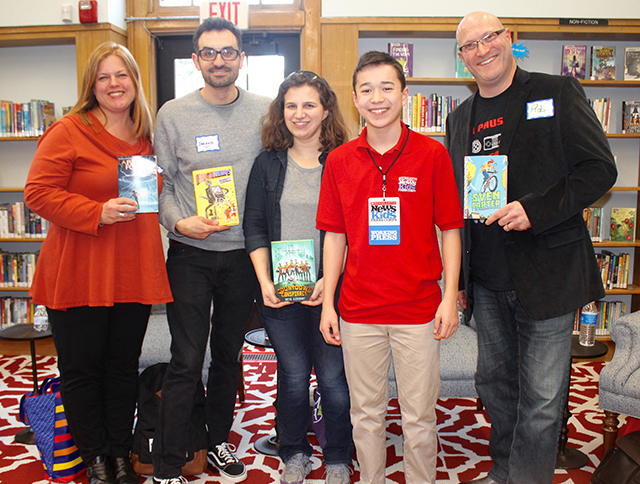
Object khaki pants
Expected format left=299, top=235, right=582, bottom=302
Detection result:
left=340, top=319, right=440, bottom=484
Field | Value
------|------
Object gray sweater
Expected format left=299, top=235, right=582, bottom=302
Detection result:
left=156, top=88, right=271, bottom=251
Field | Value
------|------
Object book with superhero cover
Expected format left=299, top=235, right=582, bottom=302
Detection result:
left=625, top=47, right=640, bottom=80
left=561, top=45, right=587, bottom=79
left=622, top=100, right=640, bottom=133
left=271, top=239, right=316, bottom=302
left=117, top=155, right=158, bottom=213
left=463, top=155, right=508, bottom=219
left=610, top=207, right=636, bottom=242
left=388, top=42, right=413, bottom=78
left=192, top=166, right=239, bottom=226
left=590, top=46, right=616, bottom=80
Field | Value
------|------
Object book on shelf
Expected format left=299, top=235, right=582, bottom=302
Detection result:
left=561, top=45, right=587, bottom=80
left=0, top=297, right=33, bottom=328
left=589, top=97, right=611, bottom=133
left=610, top=207, right=636, bottom=242
left=117, top=155, right=159, bottom=213
left=192, top=166, right=239, bottom=226
left=583, top=206, right=604, bottom=242
left=0, top=202, right=49, bottom=239
left=590, top=46, right=616, bottom=80
left=463, top=155, right=508, bottom=219
left=624, top=47, right=640, bottom=80
left=388, top=42, right=413, bottom=78
left=622, top=100, right=640, bottom=134
left=402, top=92, right=460, bottom=133
left=271, top=239, right=316, bottom=302
left=0, top=99, right=56, bottom=137
left=455, top=47, right=473, bottom=79
left=596, top=250, right=630, bottom=289
left=0, top=251, right=37, bottom=288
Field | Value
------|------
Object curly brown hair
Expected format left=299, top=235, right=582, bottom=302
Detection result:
left=261, top=71, right=349, bottom=152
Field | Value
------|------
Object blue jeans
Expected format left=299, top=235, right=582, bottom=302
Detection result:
left=153, top=244, right=257, bottom=479
left=473, top=283, right=574, bottom=484
left=260, top=303, right=353, bottom=464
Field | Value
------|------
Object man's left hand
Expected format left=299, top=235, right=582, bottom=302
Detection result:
left=485, top=201, right=532, bottom=232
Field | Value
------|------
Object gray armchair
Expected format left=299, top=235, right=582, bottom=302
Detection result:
left=598, top=310, right=640, bottom=454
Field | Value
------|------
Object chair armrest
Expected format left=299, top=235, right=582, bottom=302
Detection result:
left=601, top=311, right=640, bottom=393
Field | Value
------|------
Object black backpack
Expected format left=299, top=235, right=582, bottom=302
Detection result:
left=132, top=363, right=208, bottom=476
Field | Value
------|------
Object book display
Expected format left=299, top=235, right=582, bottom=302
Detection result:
left=590, top=46, right=616, bottom=80
left=622, top=100, right=640, bottom=134
left=625, top=47, right=640, bottom=80
left=561, top=44, right=587, bottom=79
left=388, top=42, right=413, bottom=77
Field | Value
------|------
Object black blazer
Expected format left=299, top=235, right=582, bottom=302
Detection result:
left=446, top=67, right=617, bottom=320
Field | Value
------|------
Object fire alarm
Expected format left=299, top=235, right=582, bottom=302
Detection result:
left=79, top=1, right=98, bottom=24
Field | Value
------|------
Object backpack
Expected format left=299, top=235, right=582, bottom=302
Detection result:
left=591, top=431, right=640, bottom=484
left=132, top=363, right=208, bottom=476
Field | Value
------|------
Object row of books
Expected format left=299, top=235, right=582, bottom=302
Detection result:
left=0, top=297, right=34, bottom=328
left=0, top=202, right=50, bottom=239
left=589, top=97, right=611, bottom=133
left=0, top=251, right=37, bottom=288
left=0, top=99, right=56, bottom=137
left=562, top=45, right=640, bottom=81
left=402, top=93, right=460, bottom=133
left=596, top=250, right=630, bottom=290
left=575, top=300, right=626, bottom=336
left=583, top=207, right=636, bottom=242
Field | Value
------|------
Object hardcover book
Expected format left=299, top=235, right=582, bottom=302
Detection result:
left=622, top=100, right=640, bottom=134
left=271, top=239, right=316, bottom=302
left=624, top=47, right=640, bottom=80
left=610, top=207, right=636, bottom=242
left=192, top=166, right=239, bottom=226
left=561, top=45, right=587, bottom=79
left=117, top=155, right=159, bottom=213
left=388, top=42, right=413, bottom=78
left=590, top=46, right=615, bottom=80
left=463, top=155, right=508, bottom=219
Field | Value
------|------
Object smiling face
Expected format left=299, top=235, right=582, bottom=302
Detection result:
left=93, top=54, right=136, bottom=117
left=283, top=84, right=328, bottom=145
left=456, top=11, right=517, bottom=97
left=352, top=63, right=408, bottom=132
left=193, top=28, right=244, bottom=90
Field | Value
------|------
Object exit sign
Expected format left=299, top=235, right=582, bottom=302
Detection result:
left=200, top=1, right=248, bottom=29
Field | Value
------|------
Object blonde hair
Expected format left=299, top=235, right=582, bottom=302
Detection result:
left=67, top=41, right=153, bottom=140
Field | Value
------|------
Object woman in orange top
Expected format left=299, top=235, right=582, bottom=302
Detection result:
left=24, top=42, right=172, bottom=484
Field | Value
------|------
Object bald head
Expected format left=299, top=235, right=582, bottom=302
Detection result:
left=457, top=12, right=504, bottom=45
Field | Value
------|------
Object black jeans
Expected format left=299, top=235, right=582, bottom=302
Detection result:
left=152, top=244, right=256, bottom=479
left=48, top=304, right=151, bottom=463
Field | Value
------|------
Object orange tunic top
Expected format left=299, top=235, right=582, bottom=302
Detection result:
left=24, top=113, right=173, bottom=310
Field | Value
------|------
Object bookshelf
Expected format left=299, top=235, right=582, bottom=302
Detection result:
left=321, top=17, right=640, bottom=338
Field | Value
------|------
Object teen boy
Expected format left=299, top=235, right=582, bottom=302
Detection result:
left=317, top=51, right=464, bottom=484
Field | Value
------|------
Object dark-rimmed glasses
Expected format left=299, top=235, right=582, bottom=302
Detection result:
left=459, top=29, right=506, bottom=54
left=197, top=47, right=241, bottom=62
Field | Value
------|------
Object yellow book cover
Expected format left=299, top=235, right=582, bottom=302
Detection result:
left=192, top=166, right=239, bottom=226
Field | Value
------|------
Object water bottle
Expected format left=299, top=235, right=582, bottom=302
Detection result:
left=33, top=305, right=49, bottom=332
left=579, top=302, right=597, bottom=347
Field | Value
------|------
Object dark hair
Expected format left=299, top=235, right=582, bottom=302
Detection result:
left=352, top=51, right=406, bottom=92
left=261, top=71, right=349, bottom=152
left=193, top=17, right=243, bottom=53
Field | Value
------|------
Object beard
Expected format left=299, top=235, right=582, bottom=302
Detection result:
left=201, top=66, right=238, bottom=89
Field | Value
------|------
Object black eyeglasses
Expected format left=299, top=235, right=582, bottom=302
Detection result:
left=197, top=46, right=241, bottom=62
left=458, top=29, right=506, bottom=54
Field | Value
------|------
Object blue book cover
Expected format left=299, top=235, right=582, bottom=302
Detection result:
left=463, top=155, right=508, bottom=219
left=117, top=155, right=158, bottom=213
left=271, top=239, right=316, bottom=302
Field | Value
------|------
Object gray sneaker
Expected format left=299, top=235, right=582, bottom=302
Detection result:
left=281, top=453, right=311, bottom=484
left=325, top=463, right=352, bottom=484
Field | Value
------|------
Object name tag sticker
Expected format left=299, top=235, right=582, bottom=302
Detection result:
left=527, top=99, right=554, bottom=120
left=195, top=134, right=221, bottom=153
left=369, top=197, right=400, bottom=245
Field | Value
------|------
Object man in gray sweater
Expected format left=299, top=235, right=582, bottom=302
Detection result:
left=152, top=17, right=271, bottom=484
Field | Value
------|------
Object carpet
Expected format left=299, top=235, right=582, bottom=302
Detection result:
left=0, top=352, right=614, bottom=484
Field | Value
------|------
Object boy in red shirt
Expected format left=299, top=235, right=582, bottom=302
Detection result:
left=316, top=51, right=463, bottom=484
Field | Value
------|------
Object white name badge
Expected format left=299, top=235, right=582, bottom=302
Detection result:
left=527, top=98, right=554, bottom=120
left=369, top=197, right=400, bottom=245
left=195, top=134, right=221, bottom=153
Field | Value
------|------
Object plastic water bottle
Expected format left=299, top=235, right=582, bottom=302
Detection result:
left=579, top=302, right=597, bottom=347
left=33, top=305, right=49, bottom=332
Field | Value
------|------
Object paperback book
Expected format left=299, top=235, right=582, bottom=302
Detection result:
left=610, top=207, right=636, bottom=242
left=561, top=45, right=587, bottom=79
left=117, top=155, right=159, bottom=213
left=388, top=42, right=413, bottom=78
left=271, top=239, right=316, bottom=302
left=590, top=46, right=615, bottom=80
left=625, top=47, right=640, bottom=80
left=192, top=166, right=239, bottom=226
left=622, top=100, right=640, bottom=134
left=463, top=155, right=508, bottom=219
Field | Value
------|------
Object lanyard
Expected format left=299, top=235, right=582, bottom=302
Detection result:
left=366, top=126, right=410, bottom=200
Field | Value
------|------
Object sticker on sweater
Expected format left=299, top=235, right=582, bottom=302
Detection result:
left=527, top=99, right=554, bottom=119
left=195, top=134, right=220, bottom=153
left=369, top=197, right=400, bottom=245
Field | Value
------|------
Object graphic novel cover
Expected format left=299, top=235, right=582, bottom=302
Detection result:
left=117, top=155, right=158, bottom=213
left=622, top=100, right=640, bottom=134
left=463, top=155, right=508, bottom=219
left=625, top=47, right=640, bottom=80
left=192, top=166, right=239, bottom=226
left=388, top=42, right=413, bottom=78
left=271, top=239, right=316, bottom=302
left=590, top=46, right=616, bottom=80
left=610, top=207, right=636, bottom=242
left=561, top=45, right=587, bottom=79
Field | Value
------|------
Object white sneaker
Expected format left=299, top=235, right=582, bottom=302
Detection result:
left=325, top=463, right=352, bottom=484
left=281, top=453, right=311, bottom=484
left=152, top=477, right=187, bottom=484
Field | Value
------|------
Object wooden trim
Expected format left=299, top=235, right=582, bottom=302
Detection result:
left=301, top=0, right=321, bottom=73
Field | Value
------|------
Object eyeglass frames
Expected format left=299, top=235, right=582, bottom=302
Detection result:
left=458, top=29, right=506, bottom=54
left=197, top=46, right=241, bottom=62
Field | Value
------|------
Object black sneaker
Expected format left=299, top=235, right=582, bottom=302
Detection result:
left=208, top=442, right=247, bottom=483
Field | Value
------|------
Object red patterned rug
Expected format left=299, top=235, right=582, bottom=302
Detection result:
left=0, top=352, right=613, bottom=484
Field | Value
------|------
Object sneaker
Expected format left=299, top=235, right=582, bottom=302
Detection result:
left=208, top=442, right=247, bottom=483
left=152, top=478, right=187, bottom=484
left=281, top=453, right=311, bottom=484
left=325, top=463, right=352, bottom=484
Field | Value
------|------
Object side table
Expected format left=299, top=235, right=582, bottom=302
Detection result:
left=555, top=335, right=608, bottom=469
left=0, top=324, right=53, bottom=445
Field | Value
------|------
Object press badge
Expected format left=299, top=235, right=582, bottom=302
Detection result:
left=526, top=98, right=554, bottom=120
left=369, top=197, right=400, bottom=245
